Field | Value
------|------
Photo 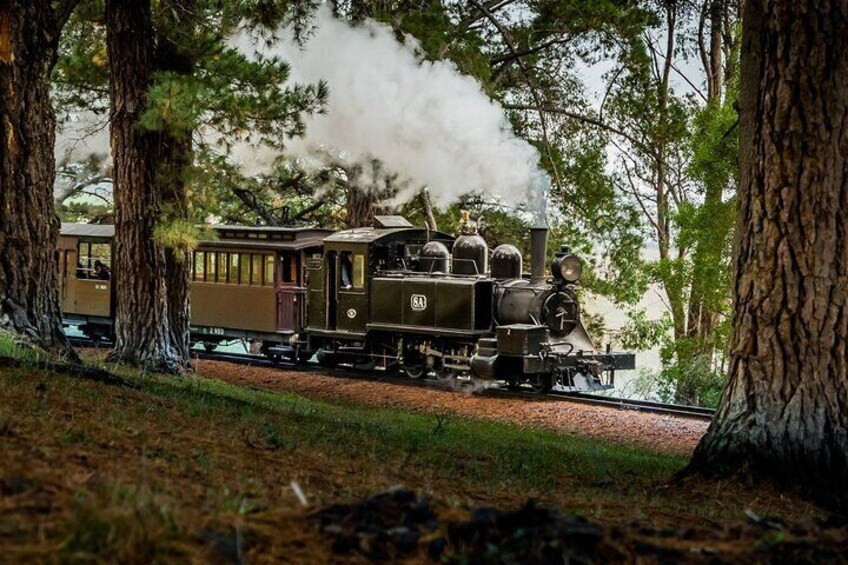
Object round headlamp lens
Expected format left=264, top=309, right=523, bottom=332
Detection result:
left=559, top=255, right=583, bottom=282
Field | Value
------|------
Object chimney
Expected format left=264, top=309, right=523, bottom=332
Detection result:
left=529, top=226, right=548, bottom=284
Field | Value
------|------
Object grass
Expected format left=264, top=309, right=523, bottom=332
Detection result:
left=132, top=371, right=685, bottom=491
left=0, top=337, right=831, bottom=561
left=0, top=330, right=40, bottom=361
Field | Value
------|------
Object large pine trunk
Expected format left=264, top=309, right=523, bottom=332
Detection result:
left=156, top=0, right=195, bottom=366
left=688, top=0, right=848, bottom=508
left=105, top=0, right=182, bottom=371
left=0, top=1, right=75, bottom=357
left=159, top=139, right=192, bottom=365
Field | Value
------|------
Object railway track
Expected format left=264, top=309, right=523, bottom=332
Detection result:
left=71, top=337, right=715, bottom=421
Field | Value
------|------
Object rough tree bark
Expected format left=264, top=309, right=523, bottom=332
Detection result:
left=155, top=0, right=195, bottom=366
left=0, top=0, right=77, bottom=357
left=687, top=0, right=848, bottom=508
left=346, top=185, right=390, bottom=228
left=106, top=0, right=182, bottom=371
left=421, top=188, right=438, bottom=231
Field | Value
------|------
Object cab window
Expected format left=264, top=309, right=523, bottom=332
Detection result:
left=339, top=252, right=353, bottom=289
left=352, top=254, right=365, bottom=289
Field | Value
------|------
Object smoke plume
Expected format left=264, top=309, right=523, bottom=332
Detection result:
left=234, top=6, right=550, bottom=221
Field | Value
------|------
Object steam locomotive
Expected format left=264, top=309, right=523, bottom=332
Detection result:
left=59, top=214, right=634, bottom=392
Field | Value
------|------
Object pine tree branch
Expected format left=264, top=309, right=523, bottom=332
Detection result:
left=502, top=102, right=662, bottom=162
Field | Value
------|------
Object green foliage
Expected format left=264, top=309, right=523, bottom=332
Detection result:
left=634, top=353, right=726, bottom=408
left=152, top=219, right=215, bottom=254
left=54, top=0, right=328, bottom=226
left=0, top=331, right=38, bottom=361
left=618, top=310, right=671, bottom=352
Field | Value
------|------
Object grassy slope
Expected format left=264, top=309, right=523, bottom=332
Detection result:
left=0, top=343, right=830, bottom=561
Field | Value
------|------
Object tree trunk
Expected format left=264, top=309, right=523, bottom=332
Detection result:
left=105, top=0, right=182, bottom=371
left=687, top=0, right=848, bottom=509
left=346, top=185, right=387, bottom=228
left=421, top=188, right=438, bottom=231
left=0, top=1, right=76, bottom=357
left=156, top=0, right=195, bottom=366
left=655, top=3, right=686, bottom=344
left=158, top=136, right=192, bottom=366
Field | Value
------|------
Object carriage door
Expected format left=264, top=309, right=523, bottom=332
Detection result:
left=62, top=248, right=76, bottom=311
left=305, top=256, right=327, bottom=330
left=277, top=252, right=304, bottom=331
left=325, top=251, right=337, bottom=329
left=337, top=249, right=367, bottom=334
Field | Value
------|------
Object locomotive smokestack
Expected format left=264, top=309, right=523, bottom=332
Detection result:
left=529, top=224, right=548, bottom=284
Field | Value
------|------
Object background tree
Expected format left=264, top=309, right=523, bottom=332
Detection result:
left=105, top=0, right=181, bottom=370
left=0, top=0, right=79, bottom=356
left=603, top=0, right=741, bottom=405
left=62, top=0, right=326, bottom=370
left=688, top=0, right=848, bottom=508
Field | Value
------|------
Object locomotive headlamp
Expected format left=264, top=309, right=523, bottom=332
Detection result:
left=559, top=254, right=583, bottom=283
left=551, top=246, right=583, bottom=283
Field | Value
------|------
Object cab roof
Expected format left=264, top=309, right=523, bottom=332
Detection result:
left=323, top=227, right=453, bottom=245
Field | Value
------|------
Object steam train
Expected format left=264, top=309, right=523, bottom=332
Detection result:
left=58, top=214, right=634, bottom=392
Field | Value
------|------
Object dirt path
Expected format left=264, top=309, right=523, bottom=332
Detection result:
left=195, top=360, right=708, bottom=457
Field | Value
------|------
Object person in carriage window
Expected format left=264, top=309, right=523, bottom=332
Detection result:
left=94, top=260, right=111, bottom=280
left=340, top=253, right=353, bottom=289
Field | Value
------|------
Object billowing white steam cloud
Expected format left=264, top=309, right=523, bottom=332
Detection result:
left=234, top=6, right=549, bottom=221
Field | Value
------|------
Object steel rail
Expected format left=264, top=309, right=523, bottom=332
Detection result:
left=69, top=338, right=714, bottom=421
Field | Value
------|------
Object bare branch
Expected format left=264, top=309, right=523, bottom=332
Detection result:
left=468, top=0, right=563, bottom=192
left=54, top=175, right=111, bottom=206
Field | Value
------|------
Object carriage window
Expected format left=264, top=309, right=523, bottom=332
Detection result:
left=352, top=254, right=365, bottom=289
left=265, top=255, right=275, bottom=286
left=218, top=253, right=229, bottom=283
left=251, top=254, right=263, bottom=285
left=281, top=254, right=294, bottom=284
left=239, top=253, right=251, bottom=284
left=229, top=253, right=240, bottom=283
left=76, top=241, right=112, bottom=279
left=76, top=242, right=91, bottom=279
left=194, top=251, right=206, bottom=281
left=206, top=251, right=217, bottom=282
left=91, top=243, right=111, bottom=270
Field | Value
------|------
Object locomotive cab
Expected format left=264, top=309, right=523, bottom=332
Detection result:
left=305, top=216, right=456, bottom=337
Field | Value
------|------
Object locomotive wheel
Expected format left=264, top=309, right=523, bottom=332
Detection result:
left=203, top=342, right=217, bottom=353
left=316, top=349, right=338, bottom=368
left=530, top=374, right=553, bottom=394
left=402, top=362, right=426, bottom=379
left=506, top=379, right=521, bottom=391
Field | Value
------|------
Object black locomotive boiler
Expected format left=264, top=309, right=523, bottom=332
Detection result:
left=300, top=213, right=634, bottom=393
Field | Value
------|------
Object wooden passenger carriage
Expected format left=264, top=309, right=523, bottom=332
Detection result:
left=58, top=223, right=331, bottom=347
